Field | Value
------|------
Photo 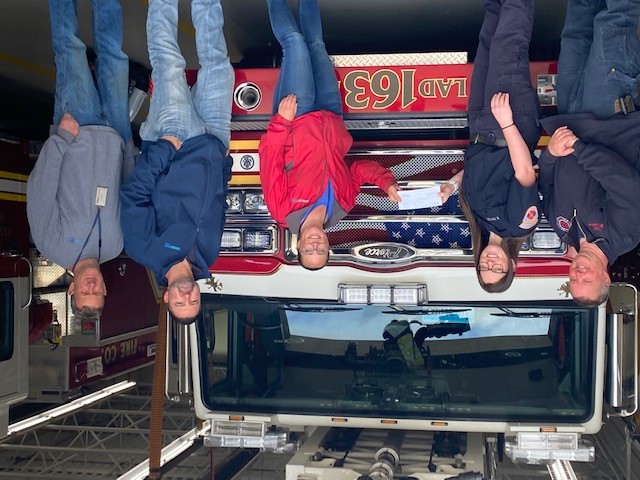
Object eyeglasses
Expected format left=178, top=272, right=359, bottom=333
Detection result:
left=300, top=244, right=328, bottom=255
left=478, top=262, right=506, bottom=274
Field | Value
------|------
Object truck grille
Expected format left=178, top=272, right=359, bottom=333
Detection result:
left=223, top=150, right=564, bottom=263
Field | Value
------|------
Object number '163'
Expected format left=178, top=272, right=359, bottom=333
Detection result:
left=340, top=69, right=468, bottom=110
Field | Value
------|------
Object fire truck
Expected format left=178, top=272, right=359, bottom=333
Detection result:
left=1, top=52, right=638, bottom=477
left=166, top=53, right=639, bottom=478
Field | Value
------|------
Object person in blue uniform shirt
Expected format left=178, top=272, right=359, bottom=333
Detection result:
left=120, top=0, right=233, bottom=324
left=439, top=0, right=541, bottom=292
left=538, top=0, right=640, bottom=307
left=27, top=0, right=134, bottom=321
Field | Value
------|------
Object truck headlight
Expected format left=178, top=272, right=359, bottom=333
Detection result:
left=226, top=192, right=242, bottom=213
left=243, top=230, right=273, bottom=250
left=531, top=231, right=562, bottom=250
left=244, top=192, right=269, bottom=213
left=221, top=230, right=242, bottom=249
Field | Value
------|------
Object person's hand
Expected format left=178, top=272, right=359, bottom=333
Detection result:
left=438, top=182, right=456, bottom=203
left=387, top=183, right=401, bottom=202
left=490, top=92, right=514, bottom=129
left=277, top=94, right=298, bottom=121
left=161, top=135, right=182, bottom=150
left=59, top=113, right=79, bottom=137
left=547, top=126, right=578, bottom=157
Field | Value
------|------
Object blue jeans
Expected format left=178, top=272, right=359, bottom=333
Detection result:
left=268, top=0, right=342, bottom=117
left=140, top=0, right=234, bottom=148
left=49, top=0, right=131, bottom=142
left=467, top=0, right=540, bottom=147
left=558, top=0, right=640, bottom=118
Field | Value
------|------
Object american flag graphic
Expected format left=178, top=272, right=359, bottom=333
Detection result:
left=328, top=152, right=471, bottom=250
left=347, top=152, right=464, bottom=216
left=327, top=218, right=471, bottom=250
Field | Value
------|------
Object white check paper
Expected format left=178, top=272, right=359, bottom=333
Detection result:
left=397, top=187, right=443, bottom=210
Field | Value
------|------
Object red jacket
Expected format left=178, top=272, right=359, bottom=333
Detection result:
left=259, top=110, right=396, bottom=227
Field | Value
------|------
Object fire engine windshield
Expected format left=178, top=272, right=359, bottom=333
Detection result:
left=196, top=297, right=596, bottom=423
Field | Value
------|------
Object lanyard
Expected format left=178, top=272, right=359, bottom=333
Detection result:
left=72, top=209, right=102, bottom=270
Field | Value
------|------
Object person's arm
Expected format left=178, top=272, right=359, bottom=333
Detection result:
left=349, top=160, right=399, bottom=201
left=119, top=139, right=176, bottom=262
left=491, top=92, right=536, bottom=187
left=258, top=96, right=297, bottom=224
left=538, top=126, right=579, bottom=202
left=438, top=169, right=464, bottom=203
left=26, top=120, right=77, bottom=244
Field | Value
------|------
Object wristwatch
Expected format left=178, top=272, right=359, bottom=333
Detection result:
left=447, top=179, right=459, bottom=193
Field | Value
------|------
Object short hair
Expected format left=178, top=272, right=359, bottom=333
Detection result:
left=70, top=294, right=102, bottom=320
left=298, top=253, right=329, bottom=271
left=168, top=305, right=201, bottom=325
left=572, top=283, right=610, bottom=308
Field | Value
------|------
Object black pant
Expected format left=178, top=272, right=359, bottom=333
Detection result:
left=468, top=0, right=541, bottom=148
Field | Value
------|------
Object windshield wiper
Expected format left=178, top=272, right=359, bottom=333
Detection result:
left=491, top=307, right=579, bottom=318
left=280, top=305, right=362, bottom=313
left=382, top=307, right=471, bottom=315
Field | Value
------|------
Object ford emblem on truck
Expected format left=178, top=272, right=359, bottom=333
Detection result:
left=352, top=243, right=417, bottom=262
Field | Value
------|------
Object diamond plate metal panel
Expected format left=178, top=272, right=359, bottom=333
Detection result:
left=231, top=119, right=271, bottom=131
left=231, top=117, right=468, bottom=132
left=393, top=152, right=464, bottom=182
left=28, top=343, right=69, bottom=396
left=30, top=249, right=67, bottom=289
left=347, top=151, right=464, bottom=181
left=330, top=52, right=468, bottom=67
left=344, top=117, right=468, bottom=130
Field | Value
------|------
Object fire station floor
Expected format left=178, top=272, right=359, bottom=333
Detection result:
left=0, top=367, right=638, bottom=480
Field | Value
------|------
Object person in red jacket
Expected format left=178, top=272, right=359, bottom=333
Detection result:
left=259, top=0, right=400, bottom=270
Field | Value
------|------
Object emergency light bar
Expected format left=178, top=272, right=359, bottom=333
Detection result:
left=530, top=231, right=563, bottom=250
left=204, top=420, right=290, bottom=451
left=338, top=283, right=427, bottom=305
left=225, top=191, right=269, bottom=214
left=505, top=432, right=595, bottom=465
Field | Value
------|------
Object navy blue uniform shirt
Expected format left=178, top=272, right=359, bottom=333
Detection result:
left=539, top=113, right=640, bottom=264
left=463, top=143, right=540, bottom=238
left=120, top=134, right=232, bottom=286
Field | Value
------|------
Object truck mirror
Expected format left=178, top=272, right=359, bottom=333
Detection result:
left=605, top=283, right=638, bottom=417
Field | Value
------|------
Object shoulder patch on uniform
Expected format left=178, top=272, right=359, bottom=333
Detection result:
left=519, top=206, right=539, bottom=229
left=557, top=216, right=571, bottom=232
